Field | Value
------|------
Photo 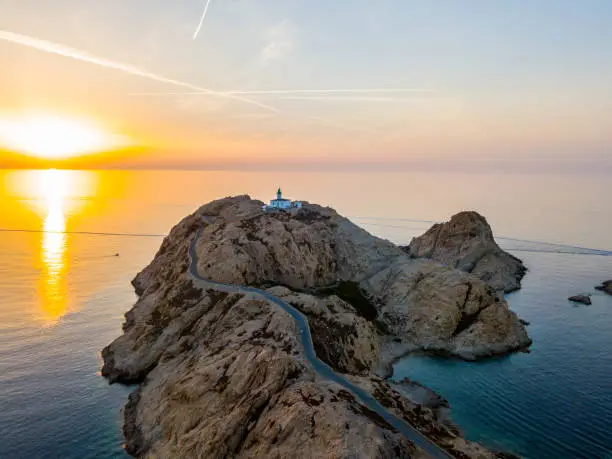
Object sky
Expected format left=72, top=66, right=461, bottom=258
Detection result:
left=0, top=0, right=611, bottom=170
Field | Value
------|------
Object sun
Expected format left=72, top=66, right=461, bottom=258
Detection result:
left=0, top=113, right=129, bottom=159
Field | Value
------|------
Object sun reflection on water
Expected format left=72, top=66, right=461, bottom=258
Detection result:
left=39, top=170, right=69, bottom=325
left=6, top=169, right=96, bottom=325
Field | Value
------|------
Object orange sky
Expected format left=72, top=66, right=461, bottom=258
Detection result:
left=0, top=1, right=611, bottom=170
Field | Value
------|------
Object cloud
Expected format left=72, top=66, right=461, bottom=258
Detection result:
left=228, top=113, right=276, bottom=119
left=0, top=29, right=279, bottom=113
left=226, top=88, right=432, bottom=95
left=261, top=19, right=295, bottom=63
left=129, top=88, right=433, bottom=98
left=277, top=96, right=427, bottom=102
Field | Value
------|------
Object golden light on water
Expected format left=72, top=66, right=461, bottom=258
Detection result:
left=0, top=113, right=129, bottom=159
left=39, top=170, right=69, bottom=325
left=7, top=169, right=97, bottom=325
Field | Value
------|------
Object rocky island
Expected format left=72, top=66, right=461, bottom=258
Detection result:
left=404, top=212, right=526, bottom=293
left=102, top=196, right=530, bottom=458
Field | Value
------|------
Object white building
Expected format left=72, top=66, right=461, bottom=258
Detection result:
left=262, top=188, right=303, bottom=211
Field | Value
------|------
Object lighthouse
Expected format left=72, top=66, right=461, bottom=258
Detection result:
left=262, top=188, right=303, bottom=211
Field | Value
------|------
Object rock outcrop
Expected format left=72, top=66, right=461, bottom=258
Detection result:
left=393, top=378, right=449, bottom=411
left=267, top=286, right=381, bottom=376
left=104, top=283, right=508, bottom=458
left=404, top=212, right=526, bottom=293
left=595, top=280, right=612, bottom=295
left=104, top=287, right=421, bottom=457
left=102, top=196, right=530, bottom=458
left=568, top=294, right=592, bottom=305
left=367, top=259, right=530, bottom=360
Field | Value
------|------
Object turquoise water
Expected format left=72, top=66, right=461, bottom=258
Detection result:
left=393, top=250, right=612, bottom=459
left=0, top=169, right=610, bottom=458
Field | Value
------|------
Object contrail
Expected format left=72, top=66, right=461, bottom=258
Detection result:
left=193, top=0, right=213, bottom=40
left=0, top=30, right=278, bottom=113
left=277, top=96, right=425, bottom=102
left=128, top=91, right=437, bottom=106
left=226, top=88, right=433, bottom=95
left=0, top=30, right=422, bottom=133
left=129, top=88, right=432, bottom=97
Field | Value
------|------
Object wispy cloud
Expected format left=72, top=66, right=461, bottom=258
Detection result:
left=0, top=30, right=279, bottom=113
left=128, top=89, right=439, bottom=105
left=261, top=19, right=295, bottom=63
left=228, top=113, right=277, bottom=119
left=129, top=88, right=433, bottom=98
left=0, top=29, right=434, bottom=136
left=277, top=96, right=428, bottom=102
left=226, top=89, right=432, bottom=95
left=193, top=0, right=213, bottom=40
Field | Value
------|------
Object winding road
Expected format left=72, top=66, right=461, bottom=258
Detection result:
left=188, top=227, right=453, bottom=459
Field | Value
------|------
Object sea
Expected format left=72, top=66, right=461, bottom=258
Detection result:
left=0, top=169, right=610, bottom=459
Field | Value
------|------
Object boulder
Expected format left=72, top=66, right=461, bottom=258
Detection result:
left=366, top=259, right=531, bottom=361
left=405, top=212, right=526, bottom=293
left=595, top=280, right=612, bottom=295
left=393, top=378, right=449, bottom=410
left=568, top=295, right=592, bottom=305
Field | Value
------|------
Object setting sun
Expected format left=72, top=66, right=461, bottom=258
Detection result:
left=0, top=113, right=129, bottom=159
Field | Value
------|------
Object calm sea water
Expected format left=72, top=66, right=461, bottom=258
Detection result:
left=0, top=169, right=610, bottom=458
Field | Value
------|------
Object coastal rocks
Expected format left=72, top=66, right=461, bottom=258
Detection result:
left=348, top=376, right=507, bottom=459
left=149, top=196, right=529, bottom=361
left=568, top=294, right=592, bottom=305
left=103, top=279, right=505, bottom=458
left=405, top=212, right=526, bottom=293
left=566, top=281, right=611, bottom=304
left=267, top=286, right=380, bottom=376
left=102, top=196, right=531, bottom=458
left=595, top=280, right=612, bottom=295
left=106, top=288, right=423, bottom=458
left=179, top=197, right=529, bottom=361
left=101, top=277, right=205, bottom=384
left=392, top=378, right=449, bottom=411
left=366, top=259, right=532, bottom=361
left=190, top=196, right=401, bottom=290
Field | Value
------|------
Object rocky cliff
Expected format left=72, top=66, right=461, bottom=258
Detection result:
left=102, top=196, right=529, bottom=458
left=405, top=212, right=526, bottom=293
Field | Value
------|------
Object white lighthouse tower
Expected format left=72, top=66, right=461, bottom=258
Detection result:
left=262, top=187, right=303, bottom=211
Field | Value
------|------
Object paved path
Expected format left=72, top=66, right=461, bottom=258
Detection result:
left=188, top=228, right=453, bottom=459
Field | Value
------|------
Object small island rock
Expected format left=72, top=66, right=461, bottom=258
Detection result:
left=568, top=295, right=592, bottom=305
left=595, top=280, right=612, bottom=295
